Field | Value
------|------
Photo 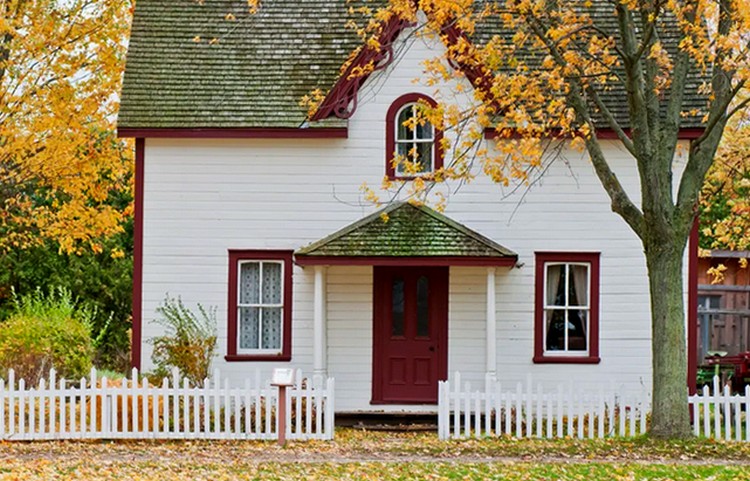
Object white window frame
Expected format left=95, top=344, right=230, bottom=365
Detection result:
left=394, top=102, right=435, bottom=176
left=236, top=259, right=285, bottom=355
left=542, top=261, right=591, bottom=357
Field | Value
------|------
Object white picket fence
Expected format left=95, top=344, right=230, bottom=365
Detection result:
left=691, top=376, right=750, bottom=441
left=0, top=368, right=335, bottom=441
left=439, top=373, right=750, bottom=441
left=439, top=373, right=650, bottom=440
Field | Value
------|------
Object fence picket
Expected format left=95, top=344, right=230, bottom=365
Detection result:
left=0, top=368, right=334, bottom=441
left=437, top=373, right=749, bottom=442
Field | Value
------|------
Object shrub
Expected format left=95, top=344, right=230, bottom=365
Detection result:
left=0, top=287, right=94, bottom=385
left=151, top=295, right=217, bottom=387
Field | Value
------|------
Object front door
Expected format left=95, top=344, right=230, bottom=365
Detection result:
left=372, top=266, right=448, bottom=404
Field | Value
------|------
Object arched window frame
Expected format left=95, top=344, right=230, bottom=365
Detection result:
left=385, top=93, right=444, bottom=180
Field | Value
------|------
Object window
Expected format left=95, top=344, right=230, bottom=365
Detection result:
left=534, top=252, right=600, bottom=364
left=226, top=250, right=293, bottom=361
left=385, top=93, right=443, bottom=179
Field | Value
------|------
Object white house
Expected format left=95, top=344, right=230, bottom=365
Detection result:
left=118, top=0, right=701, bottom=413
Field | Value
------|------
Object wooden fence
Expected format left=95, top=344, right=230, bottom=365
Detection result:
left=439, top=373, right=750, bottom=441
left=691, top=376, right=750, bottom=441
left=0, top=368, right=334, bottom=441
left=438, top=373, right=650, bottom=440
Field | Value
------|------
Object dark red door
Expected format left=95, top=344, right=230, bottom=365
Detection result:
left=372, top=266, right=448, bottom=404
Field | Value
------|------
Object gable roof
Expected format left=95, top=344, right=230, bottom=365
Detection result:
left=295, top=202, right=517, bottom=265
left=119, top=0, right=360, bottom=130
left=118, top=0, right=707, bottom=132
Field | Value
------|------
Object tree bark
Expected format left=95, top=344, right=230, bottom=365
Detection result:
left=644, top=235, right=692, bottom=438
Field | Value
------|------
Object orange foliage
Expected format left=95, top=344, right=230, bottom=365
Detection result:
left=0, top=0, right=133, bottom=254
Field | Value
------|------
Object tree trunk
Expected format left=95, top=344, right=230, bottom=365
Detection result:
left=645, top=238, right=692, bottom=438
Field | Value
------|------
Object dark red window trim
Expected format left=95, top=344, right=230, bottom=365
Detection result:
left=226, top=250, right=293, bottom=362
left=385, top=93, right=444, bottom=180
left=533, top=252, right=601, bottom=364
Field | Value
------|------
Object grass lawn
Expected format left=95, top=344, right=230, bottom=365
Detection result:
left=0, top=429, right=748, bottom=480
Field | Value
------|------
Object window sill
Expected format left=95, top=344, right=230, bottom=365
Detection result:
left=225, top=354, right=291, bottom=362
left=533, top=355, right=600, bottom=364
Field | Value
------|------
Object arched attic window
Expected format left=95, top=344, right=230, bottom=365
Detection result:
left=385, top=93, right=444, bottom=179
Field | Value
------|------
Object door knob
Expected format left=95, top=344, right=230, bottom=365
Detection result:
left=429, top=346, right=435, bottom=352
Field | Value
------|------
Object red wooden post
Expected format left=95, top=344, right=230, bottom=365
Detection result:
left=271, top=368, right=295, bottom=447
left=277, top=385, right=287, bottom=447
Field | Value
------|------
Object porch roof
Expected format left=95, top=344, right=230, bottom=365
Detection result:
left=295, top=202, right=517, bottom=266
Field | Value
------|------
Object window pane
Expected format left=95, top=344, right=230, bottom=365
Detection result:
left=546, top=265, right=565, bottom=306
left=396, top=142, right=411, bottom=161
left=239, top=262, right=260, bottom=304
left=568, top=310, right=587, bottom=351
left=397, top=106, right=413, bottom=140
left=545, top=309, right=566, bottom=351
left=261, top=307, right=282, bottom=350
left=391, top=277, right=404, bottom=337
left=262, top=262, right=282, bottom=304
left=569, top=264, right=588, bottom=306
left=239, top=306, right=260, bottom=349
left=416, top=142, right=433, bottom=172
left=417, top=275, right=429, bottom=337
left=416, top=119, right=433, bottom=139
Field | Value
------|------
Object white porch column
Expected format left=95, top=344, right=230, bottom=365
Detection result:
left=485, top=267, right=497, bottom=389
left=313, top=266, right=328, bottom=382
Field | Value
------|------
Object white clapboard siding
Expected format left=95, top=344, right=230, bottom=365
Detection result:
left=439, top=372, right=650, bottom=440
left=0, top=368, right=334, bottom=441
left=689, top=376, right=750, bottom=442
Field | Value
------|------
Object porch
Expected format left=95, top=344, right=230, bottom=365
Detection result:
left=295, top=202, right=518, bottom=411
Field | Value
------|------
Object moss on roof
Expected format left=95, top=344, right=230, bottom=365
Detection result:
left=295, top=202, right=517, bottom=258
left=119, top=0, right=707, bottom=129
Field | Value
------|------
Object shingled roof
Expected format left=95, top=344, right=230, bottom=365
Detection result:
left=119, top=0, right=707, bottom=130
left=295, top=202, right=517, bottom=264
left=119, top=0, right=359, bottom=129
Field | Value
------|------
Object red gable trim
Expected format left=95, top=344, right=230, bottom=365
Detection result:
left=311, top=16, right=497, bottom=122
left=131, top=138, right=145, bottom=370
left=117, top=127, right=348, bottom=139
left=295, top=255, right=517, bottom=267
left=311, top=15, right=413, bottom=121
left=484, top=127, right=705, bottom=140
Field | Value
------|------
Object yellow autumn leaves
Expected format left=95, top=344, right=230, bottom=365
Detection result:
left=0, top=0, right=133, bottom=255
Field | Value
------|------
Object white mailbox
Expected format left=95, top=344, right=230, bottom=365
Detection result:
left=271, top=368, right=295, bottom=387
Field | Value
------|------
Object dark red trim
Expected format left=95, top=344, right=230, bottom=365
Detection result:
left=385, top=93, right=444, bottom=180
left=311, top=15, right=413, bottom=121
left=131, top=138, right=145, bottom=370
left=533, top=252, right=601, bottom=364
left=440, top=23, right=498, bottom=111
left=226, top=250, right=294, bottom=362
left=687, top=219, right=699, bottom=394
left=295, top=255, right=517, bottom=267
left=532, top=356, right=601, bottom=364
left=484, top=127, right=705, bottom=141
left=117, top=127, right=348, bottom=139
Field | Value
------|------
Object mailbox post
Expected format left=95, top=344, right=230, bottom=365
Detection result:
left=271, top=368, right=295, bottom=446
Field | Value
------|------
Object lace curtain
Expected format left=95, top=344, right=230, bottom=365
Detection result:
left=238, top=261, right=282, bottom=350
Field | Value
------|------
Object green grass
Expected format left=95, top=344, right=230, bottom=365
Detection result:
left=1, top=460, right=748, bottom=480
